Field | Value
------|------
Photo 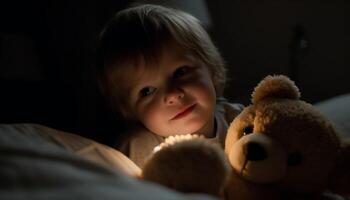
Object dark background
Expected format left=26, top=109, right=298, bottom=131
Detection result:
left=0, top=0, right=348, bottom=145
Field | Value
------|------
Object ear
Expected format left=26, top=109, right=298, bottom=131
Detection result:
left=328, top=138, right=350, bottom=196
left=251, top=75, right=300, bottom=104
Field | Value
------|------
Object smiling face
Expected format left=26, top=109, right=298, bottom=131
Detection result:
left=122, top=42, right=217, bottom=137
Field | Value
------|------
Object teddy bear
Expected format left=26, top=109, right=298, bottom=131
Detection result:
left=141, top=134, right=232, bottom=197
left=141, top=75, right=350, bottom=200
left=225, top=75, right=350, bottom=199
left=142, top=134, right=281, bottom=199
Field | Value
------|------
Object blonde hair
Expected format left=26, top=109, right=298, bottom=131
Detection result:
left=96, top=4, right=226, bottom=120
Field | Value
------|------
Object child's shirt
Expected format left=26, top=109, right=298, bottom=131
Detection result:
left=115, top=98, right=244, bottom=168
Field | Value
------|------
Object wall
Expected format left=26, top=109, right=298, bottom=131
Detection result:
left=0, top=0, right=129, bottom=144
left=0, top=0, right=348, bottom=144
left=207, top=0, right=348, bottom=105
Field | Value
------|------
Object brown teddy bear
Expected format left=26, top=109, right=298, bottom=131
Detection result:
left=225, top=75, right=350, bottom=199
left=141, top=134, right=232, bottom=197
left=141, top=75, right=350, bottom=200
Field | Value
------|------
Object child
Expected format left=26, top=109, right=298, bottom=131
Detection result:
left=96, top=4, right=243, bottom=167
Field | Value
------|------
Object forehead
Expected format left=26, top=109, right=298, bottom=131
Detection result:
left=112, top=42, right=198, bottom=89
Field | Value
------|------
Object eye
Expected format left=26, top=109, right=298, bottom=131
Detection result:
left=243, top=125, right=254, bottom=136
left=173, top=66, right=190, bottom=79
left=140, top=86, right=157, bottom=97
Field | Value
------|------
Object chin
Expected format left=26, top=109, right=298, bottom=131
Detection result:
left=164, top=117, right=210, bottom=136
left=182, top=122, right=208, bottom=136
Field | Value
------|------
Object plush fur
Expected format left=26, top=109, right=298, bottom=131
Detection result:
left=142, top=135, right=231, bottom=196
left=141, top=75, right=350, bottom=200
left=225, top=75, right=350, bottom=199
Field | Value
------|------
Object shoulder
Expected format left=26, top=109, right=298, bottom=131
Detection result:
left=115, top=125, right=164, bottom=167
left=216, top=97, right=244, bottom=123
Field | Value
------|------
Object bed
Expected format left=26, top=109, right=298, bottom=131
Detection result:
left=0, top=124, right=216, bottom=200
left=0, top=94, right=349, bottom=200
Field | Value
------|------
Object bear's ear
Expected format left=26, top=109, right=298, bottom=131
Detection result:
left=328, top=139, right=350, bottom=196
left=251, top=75, right=300, bottom=104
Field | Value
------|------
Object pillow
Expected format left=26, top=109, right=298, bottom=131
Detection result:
left=0, top=123, right=217, bottom=200
left=27, top=124, right=141, bottom=176
left=315, top=94, right=350, bottom=138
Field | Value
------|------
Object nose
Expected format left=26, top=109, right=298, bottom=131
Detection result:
left=246, top=142, right=268, bottom=161
left=165, top=89, right=184, bottom=105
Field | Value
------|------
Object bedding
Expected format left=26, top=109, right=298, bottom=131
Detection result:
left=316, top=93, right=350, bottom=138
left=0, top=124, right=217, bottom=200
left=0, top=93, right=348, bottom=200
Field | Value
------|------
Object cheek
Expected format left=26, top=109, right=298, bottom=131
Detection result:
left=190, top=77, right=216, bottom=104
left=138, top=100, right=164, bottom=128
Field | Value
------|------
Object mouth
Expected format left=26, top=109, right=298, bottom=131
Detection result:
left=171, top=103, right=196, bottom=120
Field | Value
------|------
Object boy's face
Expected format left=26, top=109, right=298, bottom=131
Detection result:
left=125, top=43, right=216, bottom=137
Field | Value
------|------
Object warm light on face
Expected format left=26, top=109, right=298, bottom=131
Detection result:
left=125, top=42, right=216, bottom=138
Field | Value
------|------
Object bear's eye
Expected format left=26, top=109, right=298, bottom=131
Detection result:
left=243, top=126, right=254, bottom=136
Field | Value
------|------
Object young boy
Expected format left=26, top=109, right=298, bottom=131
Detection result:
left=96, top=4, right=243, bottom=167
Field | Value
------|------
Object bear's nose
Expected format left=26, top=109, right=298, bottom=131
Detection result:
left=246, top=142, right=268, bottom=161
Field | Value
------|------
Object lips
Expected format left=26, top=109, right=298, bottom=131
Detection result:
left=171, top=104, right=196, bottom=120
